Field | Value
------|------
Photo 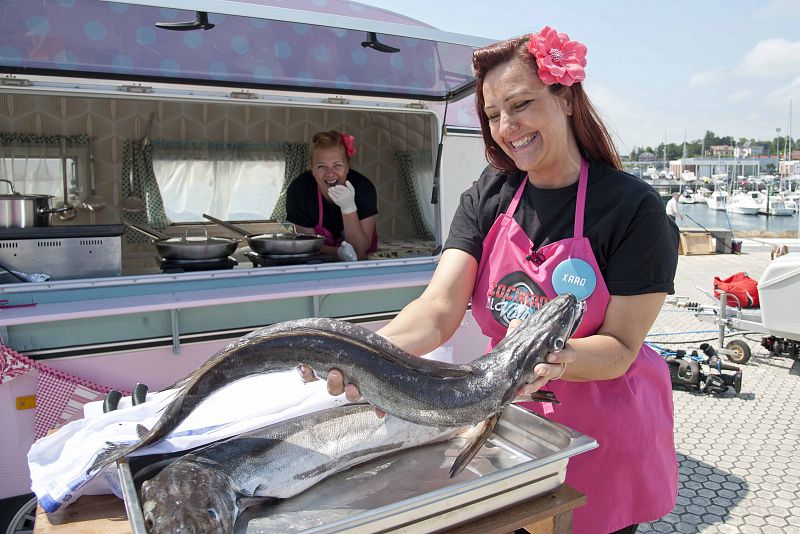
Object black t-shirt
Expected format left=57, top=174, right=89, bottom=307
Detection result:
left=444, top=162, right=679, bottom=295
left=285, top=169, right=378, bottom=241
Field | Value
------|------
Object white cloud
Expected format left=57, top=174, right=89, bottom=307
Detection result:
left=726, top=89, right=753, bottom=104
left=737, top=38, right=800, bottom=78
left=689, top=68, right=729, bottom=88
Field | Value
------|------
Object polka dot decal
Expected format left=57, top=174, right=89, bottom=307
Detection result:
left=0, top=0, right=478, bottom=100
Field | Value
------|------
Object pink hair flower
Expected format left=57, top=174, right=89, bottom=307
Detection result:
left=528, top=26, right=587, bottom=86
left=341, top=133, right=356, bottom=157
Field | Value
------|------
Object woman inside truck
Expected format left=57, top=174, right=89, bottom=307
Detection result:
left=285, top=130, right=378, bottom=261
left=308, top=26, right=679, bottom=534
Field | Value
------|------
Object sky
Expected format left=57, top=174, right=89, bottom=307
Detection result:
left=353, top=0, right=800, bottom=155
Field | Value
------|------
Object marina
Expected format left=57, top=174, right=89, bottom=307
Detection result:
left=676, top=201, right=799, bottom=236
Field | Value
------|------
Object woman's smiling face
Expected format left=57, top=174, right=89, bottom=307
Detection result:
left=311, top=146, right=349, bottom=199
left=483, top=57, right=578, bottom=182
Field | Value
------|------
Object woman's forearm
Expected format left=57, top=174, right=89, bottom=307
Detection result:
left=556, top=292, right=667, bottom=382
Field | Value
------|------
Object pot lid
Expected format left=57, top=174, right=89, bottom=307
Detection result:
left=0, top=193, right=53, bottom=200
left=160, top=235, right=238, bottom=246
left=0, top=0, right=490, bottom=102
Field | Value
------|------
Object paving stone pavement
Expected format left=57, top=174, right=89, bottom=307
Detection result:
left=639, top=249, right=800, bottom=534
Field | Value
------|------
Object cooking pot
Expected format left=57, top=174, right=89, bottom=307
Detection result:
left=0, top=179, right=74, bottom=228
left=202, top=214, right=325, bottom=256
left=124, top=222, right=240, bottom=261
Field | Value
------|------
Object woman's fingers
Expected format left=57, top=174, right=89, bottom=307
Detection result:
left=302, top=366, right=376, bottom=415
left=344, top=383, right=362, bottom=402
left=327, top=369, right=346, bottom=396
left=298, top=364, right=317, bottom=383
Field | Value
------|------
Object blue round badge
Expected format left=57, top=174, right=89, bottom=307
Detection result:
left=552, top=258, right=596, bottom=301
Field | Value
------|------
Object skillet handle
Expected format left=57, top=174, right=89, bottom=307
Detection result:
left=279, top=221, right=297, bottom=234
left=123, top=221, right=169, bottom=241
left=201, top=213, right=250, bottom=236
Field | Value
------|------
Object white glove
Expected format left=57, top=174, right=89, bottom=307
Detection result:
left=328, top=181, right=357, bottom=214
left=337, top=241, right=358, bottom=262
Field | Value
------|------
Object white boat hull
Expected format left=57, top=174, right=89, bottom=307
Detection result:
left=727, top=205, right=759, bottom=215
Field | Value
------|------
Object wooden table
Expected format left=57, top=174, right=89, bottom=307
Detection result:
left=34, top=484, right=584, bottom=534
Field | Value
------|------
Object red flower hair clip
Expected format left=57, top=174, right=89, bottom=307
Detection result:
left=341, top=133, right=356, bottom=157
left=528, top=26, right=587, bottom=86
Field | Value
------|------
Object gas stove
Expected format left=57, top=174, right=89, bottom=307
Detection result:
left=244, top=251, right=335, bottom=267
left=159, top=256, right=238, bottom=273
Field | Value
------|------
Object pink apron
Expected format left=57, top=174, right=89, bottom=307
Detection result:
left=471, top=160, right=677, bottom=533
left=315, top=187, right=377, bottom=252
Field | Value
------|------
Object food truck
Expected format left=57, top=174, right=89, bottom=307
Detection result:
left=0, top=1, right=595, bottom=531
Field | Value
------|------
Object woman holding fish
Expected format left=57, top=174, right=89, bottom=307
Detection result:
left=317, top=26, right=679, bottom=534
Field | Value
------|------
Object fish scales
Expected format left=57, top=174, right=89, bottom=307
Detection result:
left=90, top=293, right=584, bottom=476
left=140, top=404, right=461, bottom=534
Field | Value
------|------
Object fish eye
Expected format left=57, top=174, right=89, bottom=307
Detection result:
left=553, top=338, right=565, bottom=351
left=207, top=507, right=220, bottom=521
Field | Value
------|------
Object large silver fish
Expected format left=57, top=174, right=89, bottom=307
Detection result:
left=140, top=404, right=462, bottom=534
left=92, top=293, right=584, bottom=477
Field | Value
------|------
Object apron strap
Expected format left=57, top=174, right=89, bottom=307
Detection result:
left=316, top=186, right=324, bottom=227
left=505, top=175, right=528, bottom=215
left=574, top=159, right=588, bottom=239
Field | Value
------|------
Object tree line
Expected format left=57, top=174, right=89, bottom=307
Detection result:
left=628, top=130, right=796, bottom=161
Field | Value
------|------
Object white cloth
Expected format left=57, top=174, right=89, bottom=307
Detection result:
left=27, top=372, right=349, bottom=512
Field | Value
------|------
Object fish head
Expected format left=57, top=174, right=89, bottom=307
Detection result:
left=140, top=461, right=237, bottom=534
left=498, top=293, right=585, bottom=384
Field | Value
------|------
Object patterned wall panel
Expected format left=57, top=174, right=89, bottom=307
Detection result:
left=0, top=94, right=433, bottom=238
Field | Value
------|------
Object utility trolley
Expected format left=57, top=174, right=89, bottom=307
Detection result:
left=694, top=253, right=800, bottom=364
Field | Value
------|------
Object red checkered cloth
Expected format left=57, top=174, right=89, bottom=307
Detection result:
left=1, top=342, right=118, bottom=439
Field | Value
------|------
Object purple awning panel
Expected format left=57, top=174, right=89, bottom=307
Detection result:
left=0, top=0, right=478, bottom=100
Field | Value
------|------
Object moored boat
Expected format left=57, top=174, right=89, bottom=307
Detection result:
left=726, top=191, right=760, bottom=215
left=706, top=190, right=729, bottom=211
left=759, top=195, right=795, bottom=216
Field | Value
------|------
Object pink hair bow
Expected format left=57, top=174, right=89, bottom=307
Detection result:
left=341, top=133, right=356, bottom=157
left=528, top=26, right=587, bottom=86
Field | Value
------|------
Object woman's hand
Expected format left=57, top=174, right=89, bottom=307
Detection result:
left=506, top=318, right=574, bottom=399
left=299, top=364, right=385, bottom=417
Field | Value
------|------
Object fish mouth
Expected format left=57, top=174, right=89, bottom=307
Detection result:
left=552, top=297, right=585, bottom=352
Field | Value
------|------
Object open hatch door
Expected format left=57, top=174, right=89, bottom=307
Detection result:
left=0, top=0, right=492, bottom=102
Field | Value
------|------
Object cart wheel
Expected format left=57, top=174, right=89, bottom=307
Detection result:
left=725, top=339, right=751, bottom=364
left=5, top=496, right=36, bottom=534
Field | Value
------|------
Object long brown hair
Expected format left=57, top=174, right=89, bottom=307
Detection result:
left=472, top=35, right=621, bottom=172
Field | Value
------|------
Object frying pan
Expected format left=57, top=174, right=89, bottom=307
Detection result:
left=202, top=214, right=325, bottom=256
left=125, top=222, right=239, bottom=261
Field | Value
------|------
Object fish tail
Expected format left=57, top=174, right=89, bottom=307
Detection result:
left=449, top=413, right=500, bottom=478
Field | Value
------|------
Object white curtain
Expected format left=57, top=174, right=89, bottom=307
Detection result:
left=151, top=140, right=285, bottom=222
left=0, top=134, right=89, bottom=203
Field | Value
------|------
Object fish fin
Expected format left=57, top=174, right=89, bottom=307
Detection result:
left=514, top=390, right=560, bottom=404
left=236, top=496, right=275, bottom=511
left=136, top=424, right=150, bottom=439
left=85, top=442, right=135, bottom=476
left=449, top=413, right=500, bottom=478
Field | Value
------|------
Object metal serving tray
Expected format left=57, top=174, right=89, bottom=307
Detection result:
left=232, top=405, right=597, bottom=533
